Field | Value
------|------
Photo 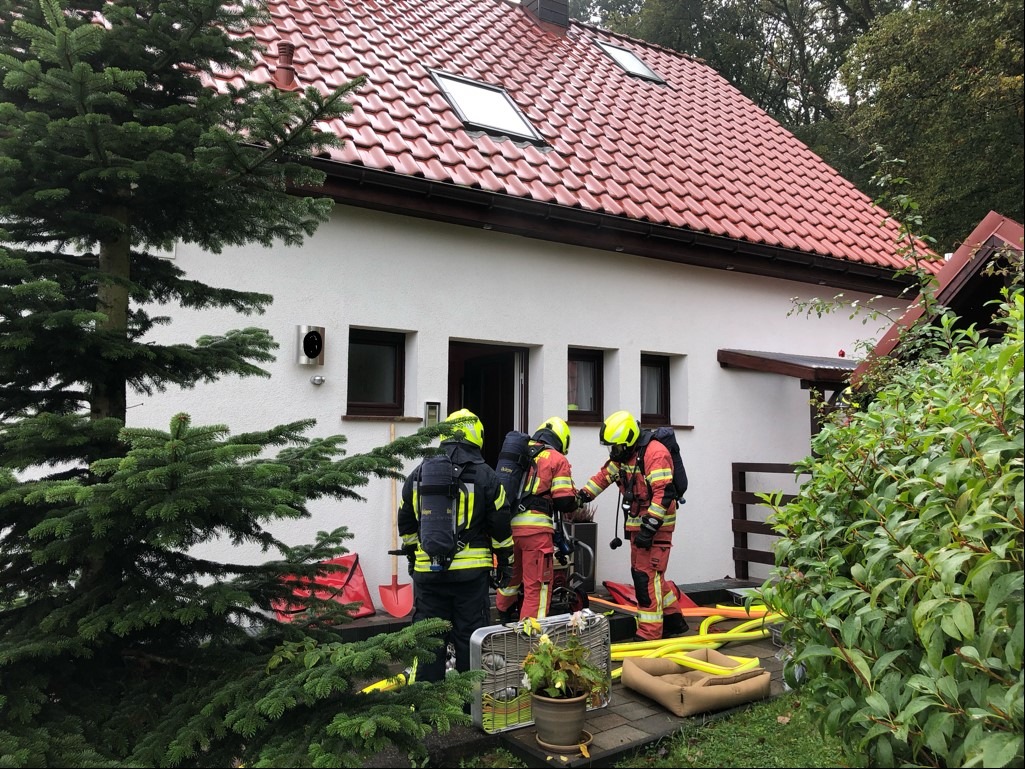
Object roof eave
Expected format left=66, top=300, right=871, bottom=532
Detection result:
left=717, top=348, right=856, bottom=387
left=308, top=160, right=918, bottom=297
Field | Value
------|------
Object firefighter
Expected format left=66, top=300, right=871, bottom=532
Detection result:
left=397, top=409, right=513, bottom=681
left=576, top=410, right=688, bottom=641
left=495, top=417, right=580, bottom=621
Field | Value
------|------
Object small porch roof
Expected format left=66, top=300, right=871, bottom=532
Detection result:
left=716, top=348, right=857, bottom=388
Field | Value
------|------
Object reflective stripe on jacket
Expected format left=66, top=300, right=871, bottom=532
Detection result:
left=512, top=443, right=576, bottom=530
left=583, top=440, right=676, bottom=531
left=397, top=439, right=512, bottom=577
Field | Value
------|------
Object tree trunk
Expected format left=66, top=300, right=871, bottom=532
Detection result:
left=92, top=204, right=131, bottom=423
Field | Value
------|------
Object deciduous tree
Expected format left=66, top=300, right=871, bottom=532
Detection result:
left=842, top=0, right=1025, bottom=253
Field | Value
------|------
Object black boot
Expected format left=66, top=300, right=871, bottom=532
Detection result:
left=663, top=613, right=689, bottom=638
left=497, top=607, right=519, bottom=623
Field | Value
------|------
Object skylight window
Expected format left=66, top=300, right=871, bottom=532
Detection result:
left=432, top=71, right=542, bottom=142
left=596, top=40, right=665, bottom=83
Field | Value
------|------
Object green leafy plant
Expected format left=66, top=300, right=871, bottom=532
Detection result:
left=760, top=288, right=1024, bottom=768
left=520, top=612, right=610, bottom=701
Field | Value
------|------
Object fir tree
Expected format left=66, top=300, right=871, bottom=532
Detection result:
left=0, top=1, right=472, bottom=766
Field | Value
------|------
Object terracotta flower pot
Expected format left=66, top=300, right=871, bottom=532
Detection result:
left=530, top=692, right=587, bottom=747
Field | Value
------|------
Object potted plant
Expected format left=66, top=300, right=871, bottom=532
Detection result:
left=520, top=611, right=611, bottom=749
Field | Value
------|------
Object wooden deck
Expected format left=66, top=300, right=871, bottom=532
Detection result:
left=501, top=633, right=786, bottom=768
left=358, top=579, right=788, bottom=768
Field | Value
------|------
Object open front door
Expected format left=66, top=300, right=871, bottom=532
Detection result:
left=449, top=342, right=527, bottom=468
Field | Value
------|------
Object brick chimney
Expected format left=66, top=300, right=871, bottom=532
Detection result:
left=272, top=41, right=297, bottom=89
left=522, top=0, right=570, bottom=34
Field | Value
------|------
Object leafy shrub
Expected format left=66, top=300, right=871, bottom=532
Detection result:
left=761, top=289, right=1024, bottom=768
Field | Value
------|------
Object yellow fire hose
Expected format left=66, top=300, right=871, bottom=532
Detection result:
left=608, top=611, right=782, bottom=679
left=360, top=658, right=418, bottom=693
left=588, top=595, right=773, bottom=620
left=359, top=608, right=782, bottom=691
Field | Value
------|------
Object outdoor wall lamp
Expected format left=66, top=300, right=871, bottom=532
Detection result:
left=297, top=325, right=325, bottom=365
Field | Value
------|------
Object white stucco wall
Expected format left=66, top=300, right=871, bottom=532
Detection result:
left=133, top=204, right=903, bottom=600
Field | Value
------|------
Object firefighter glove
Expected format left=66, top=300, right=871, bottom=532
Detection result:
left=576, top=489, right=594, bottom=508
left=634, top=515, right=662, bottom=550
left=402, top=544, right=417, bottom=576
left=494, top=548, right=514, bottom=589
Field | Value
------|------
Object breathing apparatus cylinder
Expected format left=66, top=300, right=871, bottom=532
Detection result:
left=417, top=456, right=460, bottom=571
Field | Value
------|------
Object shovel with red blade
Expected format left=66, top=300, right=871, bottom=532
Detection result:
left=379, top=423, right=413, bottom=618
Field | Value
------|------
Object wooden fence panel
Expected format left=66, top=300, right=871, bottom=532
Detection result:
left=731, top=462, right=802, bottom=579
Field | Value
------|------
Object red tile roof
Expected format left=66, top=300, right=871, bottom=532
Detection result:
left=853, top=211, right=1024, bottom=383
left=235, top=0, right=938, bottom=275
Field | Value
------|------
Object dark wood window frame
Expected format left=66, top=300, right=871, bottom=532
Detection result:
left=640, top=353, right=671, bottom=425
left=567, top=347, right=604, bottom=424
left=346, top=328, right=405, bottom=417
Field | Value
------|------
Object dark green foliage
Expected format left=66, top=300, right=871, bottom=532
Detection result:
left=0, top=0, right=362, bottom=426
left=1, top=410, right=466, bottom=767
left=761, top=290, right=1024, bottom=767
left=0, top=0, right=348, bottom=254
left=0, top=1, right=471, bottom=765
left=842, top=0, right=1025, bottom=254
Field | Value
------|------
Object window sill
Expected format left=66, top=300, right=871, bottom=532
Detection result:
left=568, top=420, right=693, bottom=431
left=342, top=415, right=423, bottom=423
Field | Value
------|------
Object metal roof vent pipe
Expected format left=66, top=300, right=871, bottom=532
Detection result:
left=522, top=0, right=570, bottom=34
left=273, top=41, right=298, bottom=89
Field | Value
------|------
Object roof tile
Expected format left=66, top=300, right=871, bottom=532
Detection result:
left=229, top=0, right=936, bottom=272
left=525, top=182, right=556, bottom=203
left=448, top=166, right=478, bottom=186
left=390, top=153, right=422, bottom=176
left=552, top=185, right=580, bottom=207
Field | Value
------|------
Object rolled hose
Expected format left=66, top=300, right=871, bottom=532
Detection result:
left=608, top=612, right=781, bottom=679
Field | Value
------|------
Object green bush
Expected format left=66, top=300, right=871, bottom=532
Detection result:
left=761, top=289, right=1024, bottom=768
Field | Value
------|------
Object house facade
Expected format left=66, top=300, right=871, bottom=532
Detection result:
left=132, top=0, right=931, bottom=597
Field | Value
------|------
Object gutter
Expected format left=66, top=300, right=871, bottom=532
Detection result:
left=308, top=159, right=919, bottom=298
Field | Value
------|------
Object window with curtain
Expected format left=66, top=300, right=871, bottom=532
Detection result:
left=567, top=348, right=603, bottom=422
left=641, top=354, right=670, bottom=425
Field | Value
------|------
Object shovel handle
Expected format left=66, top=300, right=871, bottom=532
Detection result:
left=389, top=423, right=400, bottom=573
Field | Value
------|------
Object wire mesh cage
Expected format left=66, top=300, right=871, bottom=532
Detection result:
left=469, top=609, right=611, bottom=734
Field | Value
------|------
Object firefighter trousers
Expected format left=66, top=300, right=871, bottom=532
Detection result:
left=411, top=572, right=491, bottom=682
left=495, top=528, right=554, bottom=620
left=630, top=533, right=685, bottom=640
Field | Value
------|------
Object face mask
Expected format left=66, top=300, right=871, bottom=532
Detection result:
left=609, top=444, right=631, bottom=462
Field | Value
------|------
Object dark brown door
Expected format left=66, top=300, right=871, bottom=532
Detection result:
left=449, top=343, right=527, bottom=468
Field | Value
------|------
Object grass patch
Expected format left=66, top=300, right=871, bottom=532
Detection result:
left=614, top=691, right=853, bottom=768
left=457, top=692, right=854, bottom=769
left=459, top=747, right=525, bottom=768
